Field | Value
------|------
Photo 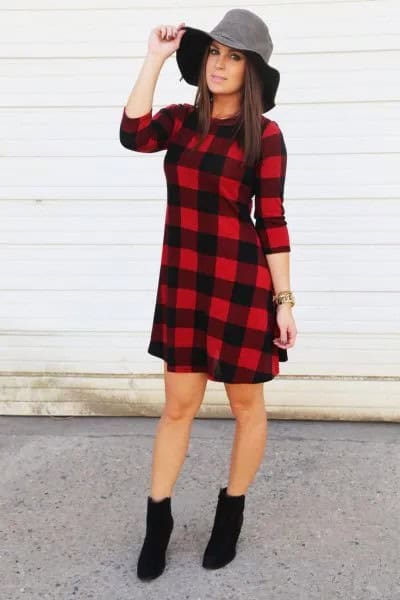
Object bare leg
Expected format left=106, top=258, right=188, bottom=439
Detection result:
left=149, top=362, right=208, bottom=500
left=223, top=382, right=267, bottom=496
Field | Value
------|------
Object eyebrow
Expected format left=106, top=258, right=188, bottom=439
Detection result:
left=210, top=42, right=243, bottom=53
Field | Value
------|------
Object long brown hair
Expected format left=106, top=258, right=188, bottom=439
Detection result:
left=190, top=42, right=265, bottom=168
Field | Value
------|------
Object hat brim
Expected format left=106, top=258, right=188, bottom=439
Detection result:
left=176, top=26, right=280, bottom=113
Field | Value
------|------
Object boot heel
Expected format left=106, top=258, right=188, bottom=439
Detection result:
left=136, top=495, right=174, bottom=581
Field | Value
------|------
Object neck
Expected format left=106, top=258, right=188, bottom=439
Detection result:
left=212, top=110, right=240, bottom=119
left=210, top=96, right=241, bottom=119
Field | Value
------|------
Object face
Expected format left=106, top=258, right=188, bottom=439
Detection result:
left=205, top=40, right=246, bottom=96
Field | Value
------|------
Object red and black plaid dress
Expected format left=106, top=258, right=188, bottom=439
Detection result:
left=120, top=103, right=291, bottom=383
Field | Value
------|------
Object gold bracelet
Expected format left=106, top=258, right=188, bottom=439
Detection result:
left=272, top=290, right=296, bottom=307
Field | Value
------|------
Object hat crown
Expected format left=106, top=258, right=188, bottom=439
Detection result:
left=210, top=8, right=273, bottom=62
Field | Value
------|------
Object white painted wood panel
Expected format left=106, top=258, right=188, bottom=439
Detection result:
left=2, top=52, right=399, bottom=105
left=0, top=0, right=399, bottom=418
left=0, top=290, right=399, bottom=331
left=1, top=244, right=400, bottom=293
left=0, top=332, right=399, bottom=376
left=1, top=154, right=400, bottom=197
left=1, top=1, right=398, bottom=56
left=2, top=104, right=399, bottom=155
left=0, top=375, right=399, bottom=422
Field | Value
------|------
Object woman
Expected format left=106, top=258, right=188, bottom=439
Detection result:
left=119, top=8, right=297, bottom=581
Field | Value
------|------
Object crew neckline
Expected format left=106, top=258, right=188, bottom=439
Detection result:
left=210, top=113, right=241, bottom=125
left=189, top=106, right=240, bottom=126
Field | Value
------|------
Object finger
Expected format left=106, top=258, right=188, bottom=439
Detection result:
left=287, top=326, right=297, bottom=343
left=278, top=328, right=289, bottom=345
left=273, top=339, right=288, bottom=348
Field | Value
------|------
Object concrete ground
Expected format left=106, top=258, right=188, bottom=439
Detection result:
left=1, top=416, right=399, bottom=600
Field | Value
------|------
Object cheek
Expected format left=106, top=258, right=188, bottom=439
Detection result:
left=206, top=54, right=215, bottom=66
left=233, top=63, right=246, bottom=83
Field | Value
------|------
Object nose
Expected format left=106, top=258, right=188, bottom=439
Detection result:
left=215, top=55, right=227, bottom=69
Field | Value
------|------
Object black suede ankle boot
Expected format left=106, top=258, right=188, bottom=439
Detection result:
left=136, top=495, right=174, bottom=581
left=202, top=486, right=245, bottom=570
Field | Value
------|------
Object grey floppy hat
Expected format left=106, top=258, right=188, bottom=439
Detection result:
left=176, top=8, right=281, bottom=113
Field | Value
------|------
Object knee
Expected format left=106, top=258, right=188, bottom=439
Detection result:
left=229, top=396, right=266, bottom=423
left=163, top=399, right=198, bottom=423
left=231, top=404, right=256, bottom=422
left=225, top=383, right=265, bottom=422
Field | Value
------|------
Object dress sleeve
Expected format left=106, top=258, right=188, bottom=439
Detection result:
left=119, top=103, right=187, bottom=153
left=253, top=120, right=291, bottom=254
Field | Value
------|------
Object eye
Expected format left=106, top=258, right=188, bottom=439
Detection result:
left=209, top=47, right=242, bottom=60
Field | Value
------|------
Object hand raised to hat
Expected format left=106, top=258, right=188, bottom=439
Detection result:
left=148, top=23, right=186, bottom=60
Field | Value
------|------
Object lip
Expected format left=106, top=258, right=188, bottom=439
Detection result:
left=211, top=74, right=226, bottom=82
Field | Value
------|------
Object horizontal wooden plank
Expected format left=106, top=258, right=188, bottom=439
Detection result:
left=0, top=376, right=399, bottom=421
left=0, top=304, right=400, bottom=332
left=0, top=289, right=399, bottom=326
left=1, top=186, right=399, bottom=202
left=0, top=296, right=400, bottom=330
left=2, top=197, right=400, bottom=221
left=0, top=332, right=399, bottom=375
left=0, top=252, right=399, bottom=291
left=1, top=154, right=399, bottom=200
left=2, top=103, right=399, bottom=155
left=1, top=0, right=384, bottom=9
left=0, top=200, right=399, bottom=248
left=1, top=400, right=399, bottom=421
left=0, top=286, right=400, bottom=308
left=1, top=50, right=399, bottom=105
left=1, top=331, right=399, bottom=349
left=0, top=2, right=398, bottom=57
left=0, top=240, right=399, bottom=292
left=1, top=241, right=398, bottom=262
left=0, top=260, right=399, bottom=291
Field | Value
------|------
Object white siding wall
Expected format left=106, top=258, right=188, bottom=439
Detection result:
left=1, top=1, right=399, bottom=419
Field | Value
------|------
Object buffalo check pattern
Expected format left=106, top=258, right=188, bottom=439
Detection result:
left=120, top=103, right=291, bottom=383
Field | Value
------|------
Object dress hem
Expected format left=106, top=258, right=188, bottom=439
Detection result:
left=147, top=345, right=278, bottom=384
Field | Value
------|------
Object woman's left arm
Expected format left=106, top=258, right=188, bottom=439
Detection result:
left=253, top=119, right=297, bottom=350
left=266, top=252, right=297, bottom=350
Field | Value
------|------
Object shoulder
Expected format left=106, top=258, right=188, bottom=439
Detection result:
left=159, top=102, right=194, bottom=118
left=155, top=103, right=194, bottom=133
left=257, top=116, right=287, bottom=162
left=260, top=116, right=284, bottom=139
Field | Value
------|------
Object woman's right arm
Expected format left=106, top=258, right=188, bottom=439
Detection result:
left=119, top=23, right=187, bottom=153
left=123, top=53, right=166, bottom=120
